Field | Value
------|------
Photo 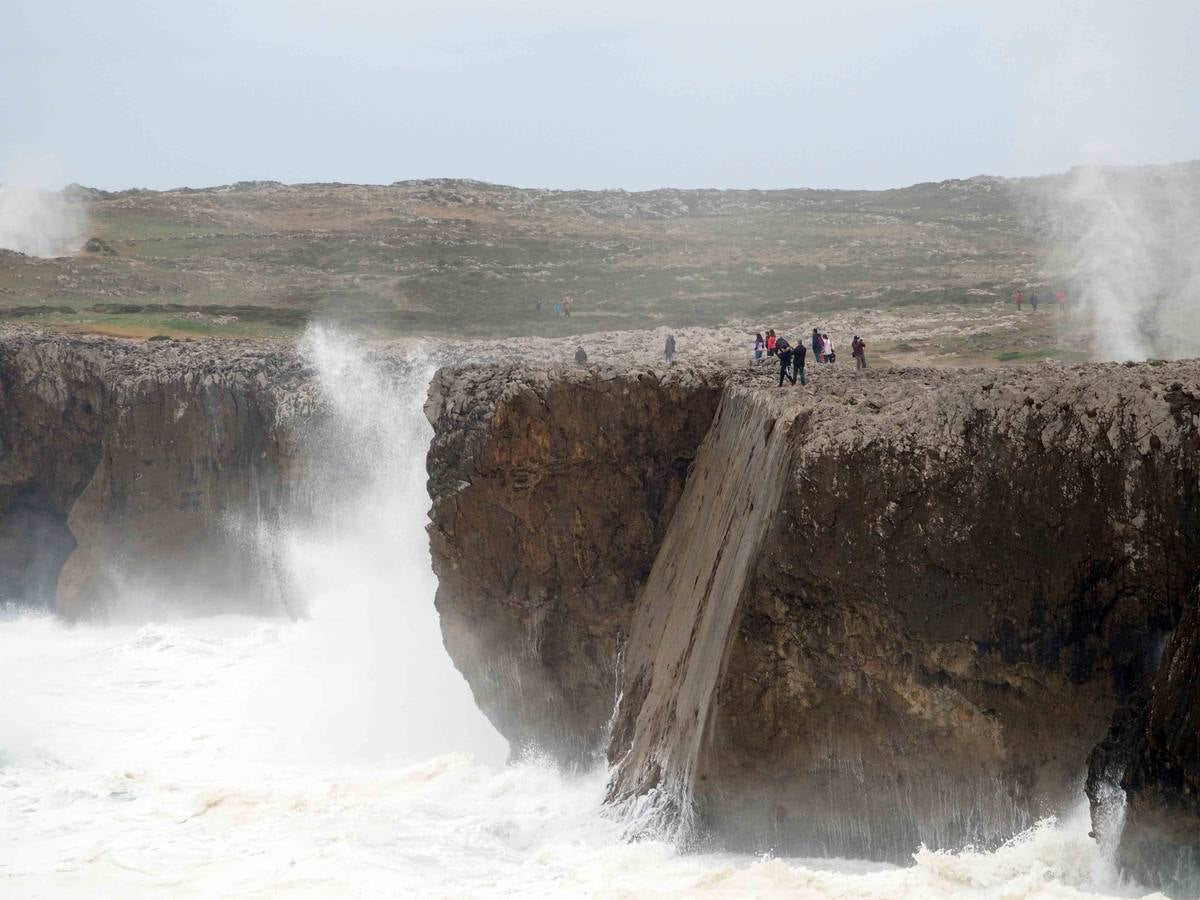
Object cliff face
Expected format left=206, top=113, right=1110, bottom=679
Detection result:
left=1089, top=593, right=1200, bottom=894
left=427, top=359, right=1200, bottom=880
left=0, top=331, right=312, bottom=618
left=683, top=365, right=1197, bottom=861
left=604, top=384, right=795, bottom=821
left=425, top=363, right=723, bottom=763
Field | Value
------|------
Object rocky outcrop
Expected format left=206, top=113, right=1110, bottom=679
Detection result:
left=1089, top=593, right=1200, bottom=895
left=425, top=362, right=724, bottom=764
left=0, top=329, right=312, bottom=617
left=427, top=359, right=1200, bottom=878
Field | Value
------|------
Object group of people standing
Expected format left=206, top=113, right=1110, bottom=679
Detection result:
left=1013, top=289, right=1066, bottom=311
left=753, top=328, right=868, bottom=386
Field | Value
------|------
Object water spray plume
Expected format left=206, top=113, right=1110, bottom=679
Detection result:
left=0, top=156, right=87, bottom=258
left=1045, top=162, right=1200, bottom=361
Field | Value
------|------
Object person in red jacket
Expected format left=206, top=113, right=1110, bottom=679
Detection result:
left=1014, top=290, right=1024, bottom=311
left=766, top=330, right=777, bottom=355
left=1056, top=289, right=1066, bottom=309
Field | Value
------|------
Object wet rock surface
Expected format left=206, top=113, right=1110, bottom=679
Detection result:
left=0, top=328, right=314, bottom=617
left=427, top=357, right=1200, bottom=881
left=426, top=362, right=724, bottom=762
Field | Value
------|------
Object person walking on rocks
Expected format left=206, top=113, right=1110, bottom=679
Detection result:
left=821, top=333, right=835, bottom=364
left=775, top=336, right=797, bottom=386
left=574, top=346, right=587, bottom=365
left=852, top=335, right=867, bottom=370
left=563, top=295, right=573, bottom=317
left=1030, top=292, right=1039, bottom=312
left=794, top=341, right=807, bottom=385
left=1014, top=289, right=1024, bottom=311
left=766, top=330, right=777, bottom=356
left=1056, top=289, right=1066, bottom=310
left=754, top=333, right=765, bottom=366
left=664, top=334, right=676, bottom=365
left=812, top=328, right=822, bottom=361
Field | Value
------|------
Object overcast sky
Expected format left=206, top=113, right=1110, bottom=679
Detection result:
left=3, top=0, right=1197, bottom=191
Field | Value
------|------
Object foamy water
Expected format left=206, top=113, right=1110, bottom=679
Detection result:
left=0, top=331, right=1165, bottom=898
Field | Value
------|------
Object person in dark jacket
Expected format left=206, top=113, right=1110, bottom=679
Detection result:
left=574, top=346, right=587, bottom=365
left=664, top=334, right=676, bottom=365
left=794, top=342, right=807, bottom=385
left=812, top=328, right=822, bottom=360
left=776, top=337, right=796, bottom=386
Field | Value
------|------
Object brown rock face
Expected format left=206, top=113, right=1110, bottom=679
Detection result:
left=0, top=331, right=312, bottom=618
left=426, top=359, right=1200, bottom=878
left=677, top=365, right=1197, bottom=860
left=1089, top=594, right=1200, bottom=896
left=425, top=363, right=724, bottom=764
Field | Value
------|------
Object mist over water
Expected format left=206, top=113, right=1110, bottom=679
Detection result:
left=1042, top=162, right=1200, bottom=361
left=0, top=330, right=1156, bottom=897
left=266, top=328, right=508, bottom=763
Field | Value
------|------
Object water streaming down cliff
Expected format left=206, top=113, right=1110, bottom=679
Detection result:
left=607, top=387, right=795, bottom=839
left=0, top=332, right=1168, bottom=896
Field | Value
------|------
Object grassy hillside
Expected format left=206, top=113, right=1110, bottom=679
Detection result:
left=0, top=176, right=1046, bottom=340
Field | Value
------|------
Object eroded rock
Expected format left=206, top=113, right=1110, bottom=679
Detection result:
left=427, top=359, right=1200, bottom=875
left=0, top=329, right=313, bottom=617
left=425, top=362, right=724, bottom=764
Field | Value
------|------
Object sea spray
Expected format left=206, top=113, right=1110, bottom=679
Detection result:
left=1041, top=162, right=1200, bottom=361
left=247, top=326, right=508, bottom=763
left=0, top=156, right=86, bottom=257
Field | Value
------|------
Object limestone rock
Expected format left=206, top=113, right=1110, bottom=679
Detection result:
left=426, top=358, right=1200, bottom=875
left=0, top=328, right=312, bottom=617
left=425, top=362, right=724, bottom=763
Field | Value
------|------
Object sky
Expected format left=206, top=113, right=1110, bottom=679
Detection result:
left=2, top=0, right=1198, bottom=191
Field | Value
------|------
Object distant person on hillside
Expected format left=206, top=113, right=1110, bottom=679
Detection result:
left=554, top=302, right=563, bottom=316
left=775, top=336, right=797, bottom=386
left=821, top=333, right=835, bottom=364
left=574, top=346, right=587, bottom=365
left=1056, top=289, right=1066, bottom=309
left=812, top=328, right=822, bottom=360
left=536, top=300, right=543, bottom=313
left=1014, top=289, right=1024, bottom=311
left=766, top=330, right=777, bottom=355
left=664, top=334, right=676, bottom=365
left=754, top=333, right=765, bottom=365
left=852, top=335, right=867, bottom=370
left=563, top=295, right=573, bottom=317
left=1030, top=292, right=1039, bottom=312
